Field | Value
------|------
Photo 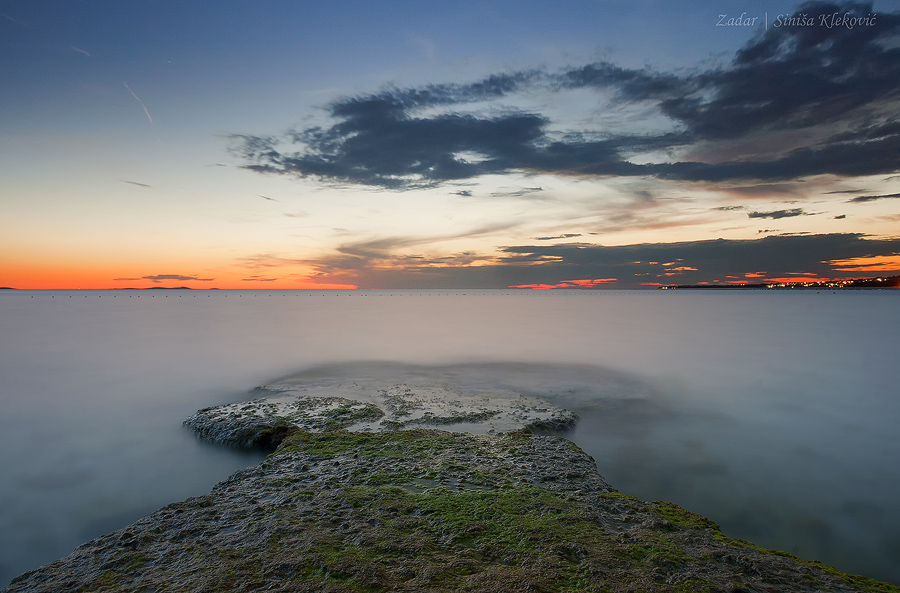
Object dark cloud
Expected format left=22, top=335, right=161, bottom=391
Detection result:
left=834, top=214, right=847, bottom=219
left=747, top=208, right=809, bottom=219
left=848, top=192, right=900, bottom=202
left=535, top=233, right=583, bottom=241
left=113, top=275, right=214, bottom=283
left=232, top=2, right=900, bottom=190
left=270, top=233, right=900, bottom=289
left=141, top=274, right=214, bottom=283
left=121, top=180, right=153, bottom=188
left=667, top=3, right=900, bottom=140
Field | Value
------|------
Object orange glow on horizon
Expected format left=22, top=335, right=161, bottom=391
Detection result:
left=764, top=277, right=832, bottom=284
left=511, top=278, right=617, bottom=289
left=825, top=255, right=900, bottom=272
left=0, top=264, right=357, bottom=290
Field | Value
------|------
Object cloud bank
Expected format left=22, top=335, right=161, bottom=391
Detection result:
left=114, top=274, right=215, bottom=283
left=250, top=233, right=900, bottom=289
left=232, top=1, right=900, bottom=189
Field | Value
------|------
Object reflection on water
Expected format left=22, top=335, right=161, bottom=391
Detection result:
left=0, top=289, right=898, bottom=585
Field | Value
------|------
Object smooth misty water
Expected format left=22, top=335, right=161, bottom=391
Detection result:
left=0, top=289, right=898, bottom=585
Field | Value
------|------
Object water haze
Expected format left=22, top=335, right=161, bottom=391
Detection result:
left=0, top=289, right=898, bottom=585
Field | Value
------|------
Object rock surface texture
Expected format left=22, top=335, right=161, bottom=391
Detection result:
left=6, top=368, right=899, bottom=592
left=183, top=374, right=579, bottom=447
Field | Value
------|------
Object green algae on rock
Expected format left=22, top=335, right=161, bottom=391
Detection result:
left=5, top=429, right=899, bottom=593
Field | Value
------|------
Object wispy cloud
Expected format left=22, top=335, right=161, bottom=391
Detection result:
left=238, top=253, right=310, bottom=271
left=409, top=34, right=436, bottom=59
left=0, top=12, right=24, bottom=26
left=124, top=82, right=153, bottom=125
left=70, top=46, right=91, bottom=57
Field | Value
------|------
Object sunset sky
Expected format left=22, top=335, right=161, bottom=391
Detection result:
left=2, top=0, right=900, bottom=289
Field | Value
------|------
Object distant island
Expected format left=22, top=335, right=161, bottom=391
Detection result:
left=660, top=275, right=900, bottom=290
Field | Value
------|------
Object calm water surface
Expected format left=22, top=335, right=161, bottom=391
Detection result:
left=0, top=289, right=898, bottom=585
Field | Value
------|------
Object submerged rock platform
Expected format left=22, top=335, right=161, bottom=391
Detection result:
left=5, top=366, right=899, bottom=593
left=183, top=370, right=579, bottom=448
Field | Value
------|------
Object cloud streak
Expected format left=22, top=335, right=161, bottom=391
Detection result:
left=848, top=192, right=900, bottom=203
left=121, top=179, right=153, bottom=188
left=124, top=83, right=153, bottom=125
left=747, top=208, right=809, bottom=219
left=114, top=274, right=214, bottom=283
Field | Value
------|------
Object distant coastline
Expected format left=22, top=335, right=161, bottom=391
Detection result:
left=659, top=275, right=900, bottom=290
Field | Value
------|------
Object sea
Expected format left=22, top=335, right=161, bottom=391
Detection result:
left=0, top=289, right=898, bottom=586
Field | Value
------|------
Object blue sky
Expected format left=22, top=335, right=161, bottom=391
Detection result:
left=2, top=0, right=900, bottom=288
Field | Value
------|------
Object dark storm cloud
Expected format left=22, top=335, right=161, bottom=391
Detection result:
left=747, top=208, right=809, bottom=219
left=847, top=192, right=900, bottom=202
left=232, top=2, right=900, bottom=189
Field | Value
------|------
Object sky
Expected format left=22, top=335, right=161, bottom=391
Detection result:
left=2, top=0, right=900, bottom=289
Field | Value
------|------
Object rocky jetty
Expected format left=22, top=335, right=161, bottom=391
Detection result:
left=5, top=368, right=899, bottom=593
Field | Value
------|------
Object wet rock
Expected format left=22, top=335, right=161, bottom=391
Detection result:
left=183, top=375, right=579, bottom=448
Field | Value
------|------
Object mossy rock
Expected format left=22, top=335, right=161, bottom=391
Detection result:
left=6, top=430, right=898, bottom=593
